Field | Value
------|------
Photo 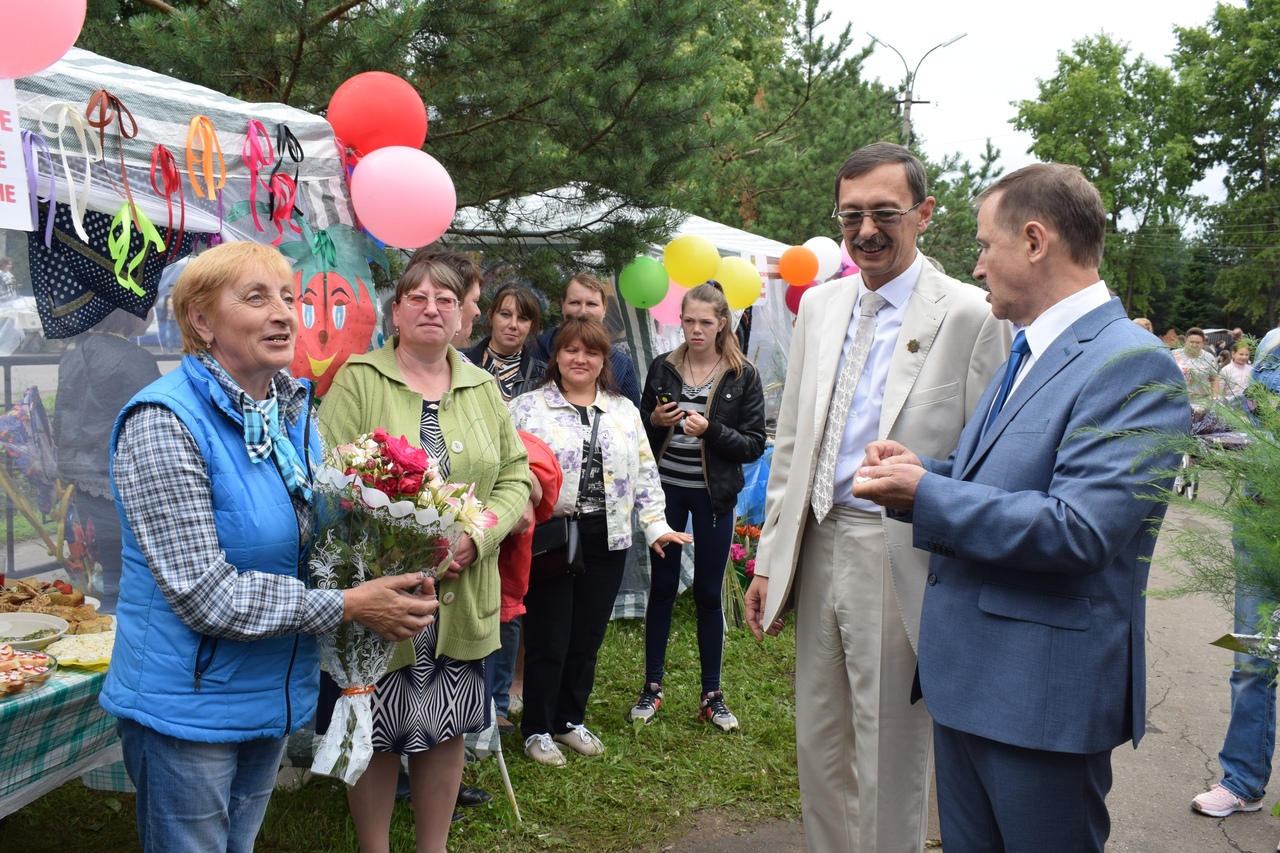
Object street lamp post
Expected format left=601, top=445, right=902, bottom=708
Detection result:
left=868, top=32, right=967, bottom=147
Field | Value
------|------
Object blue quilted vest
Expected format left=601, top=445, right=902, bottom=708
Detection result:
left=100, top=356, right=321, bottom=743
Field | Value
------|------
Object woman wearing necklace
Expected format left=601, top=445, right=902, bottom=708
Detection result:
left=510, top=316, right=691, bottom=767
left=319, top=258, right=531, bottom=853
left=463, top=282, right=547, bottom=401
left=634, top=281, right=767, bottom=732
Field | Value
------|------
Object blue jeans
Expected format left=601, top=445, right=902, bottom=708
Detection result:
left=492, top=617, right=521, bottom=717
left=1218, top=577, right=1278, bottom=801
left=117, top=718, right=287, bottom=853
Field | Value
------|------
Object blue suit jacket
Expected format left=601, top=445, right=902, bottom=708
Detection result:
left=910, top=298, right=1189, bottom=754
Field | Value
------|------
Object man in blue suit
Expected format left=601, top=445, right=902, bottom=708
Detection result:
left=853, top=163, right=1189, bottom=852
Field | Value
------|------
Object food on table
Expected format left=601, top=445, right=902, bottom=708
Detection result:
left=0, top=627, right=59, bottom=642
left=0, top=645, right=55, bottom=694
left=1, top=580, right=104, bottom=630
left=45, top=631, right=114, bottom=666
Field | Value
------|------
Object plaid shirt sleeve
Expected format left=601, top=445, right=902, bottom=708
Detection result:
left=114, top=404, right=344, bottom=641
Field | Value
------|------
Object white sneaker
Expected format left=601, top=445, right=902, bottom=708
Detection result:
left=553, top=723, right=605, bottom=756
left=1191, top=783, right=1263, bottom=817
left=524, top=733, right=567, bottom=767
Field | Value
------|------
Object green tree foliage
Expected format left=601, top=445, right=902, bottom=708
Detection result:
left=79, top=0, right=739, bottom=273
left=1013, top=34, right=1200, bottom=315
left=920, top=141, right=1002, bottom=283
left=1175, top=0, right=1280, bottom=327
left=680, top=0, right=900, bottom=245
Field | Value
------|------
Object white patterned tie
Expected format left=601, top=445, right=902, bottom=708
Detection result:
left=811, top=290, right=888, bottom=523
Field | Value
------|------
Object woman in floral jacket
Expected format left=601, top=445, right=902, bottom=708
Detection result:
left=509, top=316, right=691, bottom=767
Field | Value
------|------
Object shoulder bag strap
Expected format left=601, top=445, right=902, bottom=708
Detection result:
left=574, top=409, right=602, bottom=518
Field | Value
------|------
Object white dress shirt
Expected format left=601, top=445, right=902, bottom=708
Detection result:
left=833, top=252, right=924, bottom=511
left=1007, top=280, right=1111, bottom=398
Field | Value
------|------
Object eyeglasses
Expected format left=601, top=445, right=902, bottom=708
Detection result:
left=400, top=292, right=459, bottom=313
left=831, top=201, right=923, bottom=230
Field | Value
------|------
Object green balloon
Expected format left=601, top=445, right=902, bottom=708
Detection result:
left=618, top=256, right=669, bottom=308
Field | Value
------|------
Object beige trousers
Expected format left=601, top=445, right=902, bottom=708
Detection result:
left=794, top=505, right=933, bottom=853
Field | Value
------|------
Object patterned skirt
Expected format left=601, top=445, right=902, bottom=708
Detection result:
left=370, top=620, right=491, bottom=754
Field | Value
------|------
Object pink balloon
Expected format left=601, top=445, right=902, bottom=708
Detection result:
left=839, top=238, right=860, bottom=278
left=650, top=281, right=685, bottom=326
left=350, top=147, right=456, bottom=249
left=0, top=0, right=87, bottom=79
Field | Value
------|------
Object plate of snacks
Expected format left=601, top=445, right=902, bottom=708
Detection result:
left=1, top=579, right=114, bottom=635
left=0, top=613, right=68, bottom=650
left=45, top=631, right=114, bottom=669
left=0, top=646, right=57, bottom=697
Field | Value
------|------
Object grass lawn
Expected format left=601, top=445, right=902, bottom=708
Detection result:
left=2, top=591, right=800, bottom=852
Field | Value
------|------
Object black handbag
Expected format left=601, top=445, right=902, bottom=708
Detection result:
left=529, top=414, right=600, bottom=579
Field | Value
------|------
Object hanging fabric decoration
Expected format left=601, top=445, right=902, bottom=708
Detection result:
left=185, top=116, right=226, bottom=200
left=84, top=89, right=141, bottom=221
left=20, top=130, right=56, bottom=249
left=37, top=102, right=101, bottom=243
left=186, top=116, right=226, bottom=241
left=149, top=144, right=185, bottom=263
left=27, top=202, right=200, bottom=338
left=267, top=173, right=302, bottom=247
left=269, top=123, right=305, bottom=219
left=107, top=202, right=166, bottom=297
left=242, top=119, right=274, bottom=232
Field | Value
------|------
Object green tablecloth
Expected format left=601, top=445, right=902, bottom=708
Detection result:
left=0, top=667, right=127, bottom=817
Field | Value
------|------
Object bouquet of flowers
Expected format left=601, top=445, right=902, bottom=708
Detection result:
left=722, top=519, right=762, bottom=627
left=309, top=429, right=497, bottom=784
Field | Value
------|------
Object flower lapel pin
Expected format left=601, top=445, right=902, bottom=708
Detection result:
left=907, top=338, right=920, bottom=354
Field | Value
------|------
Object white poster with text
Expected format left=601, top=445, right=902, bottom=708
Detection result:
left=0, top=79, right=33, bottom=231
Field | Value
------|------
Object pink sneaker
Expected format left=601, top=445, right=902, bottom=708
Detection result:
left=1191, top=784, right=1263, bottom=817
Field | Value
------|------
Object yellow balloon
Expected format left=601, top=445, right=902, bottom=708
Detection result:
left=663, top=235, right=721, bottom=287
left=716, top=257, right=762, bottom=310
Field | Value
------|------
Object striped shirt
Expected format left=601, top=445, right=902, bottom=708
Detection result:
left=419, top=399, right=451, bottom=478
left=658, top=375, right=713, bottom=489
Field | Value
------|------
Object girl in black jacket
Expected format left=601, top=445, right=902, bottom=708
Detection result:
left=635, top=281, right=766, bottom=731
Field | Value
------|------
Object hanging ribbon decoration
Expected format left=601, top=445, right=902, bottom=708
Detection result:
left=267, top=173, right=302, bottom=246
left=20, top=130, right=56, bottom=249
left=269, top=123, right=305, bottom=219
left=149, top=144, right=185, bottom=263
left=242, top=119, right=274, bottom=232
left=107, top=201, right=166, bottom=297
left=186, top=116, right=227, bottom=239
left=84, top=89, right=141, bottom=222
left=37, top=102, right=102, bottom=242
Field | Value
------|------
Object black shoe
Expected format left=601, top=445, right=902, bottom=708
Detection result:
left=452, top=808, right=464, bottom=823
left=457, top=783, right=493, bottom=807
left=394, top=771, right=412, bottom=803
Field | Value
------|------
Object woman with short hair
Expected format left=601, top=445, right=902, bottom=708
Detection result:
left=102, top=241, right=436, bottom=853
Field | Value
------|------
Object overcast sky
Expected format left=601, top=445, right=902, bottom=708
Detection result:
left=824, top=0, right=1229, bottom=197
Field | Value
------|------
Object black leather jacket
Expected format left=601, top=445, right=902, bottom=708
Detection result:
left=463, top=337, right=547, bottom=400
left=640, top=348, right=767, bottom=518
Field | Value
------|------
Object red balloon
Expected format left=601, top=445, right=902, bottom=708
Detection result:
left=327, top=72, right=428, bottom=155
left=785, top=281, right=815, bottom=314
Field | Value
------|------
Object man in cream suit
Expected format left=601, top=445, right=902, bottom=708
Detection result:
left=745, top=142, right=1007, bottom=853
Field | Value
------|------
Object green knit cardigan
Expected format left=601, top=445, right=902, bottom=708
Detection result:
left=318, top=339, right=530, bottom=670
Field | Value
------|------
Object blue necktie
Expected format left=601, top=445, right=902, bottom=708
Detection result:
left=983, top=331, right=1030, bottom=437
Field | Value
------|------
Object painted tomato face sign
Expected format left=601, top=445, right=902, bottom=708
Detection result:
left=290, top=271, right=377, bottom=397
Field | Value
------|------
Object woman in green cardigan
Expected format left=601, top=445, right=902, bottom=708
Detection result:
left=319, top=258, right=530, bottom=853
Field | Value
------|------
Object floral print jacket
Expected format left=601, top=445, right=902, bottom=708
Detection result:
left=509, top=384, right=673, bottom=552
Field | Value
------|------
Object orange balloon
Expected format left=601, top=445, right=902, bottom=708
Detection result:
left=778, top=246, right=819, bottom=287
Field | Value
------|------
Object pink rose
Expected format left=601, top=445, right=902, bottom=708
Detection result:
left=371, top=428, right=389, bottom=443
left=729, top=543, right=747, bottom=562
left=398, top=474, right=423, bottom=495
left=381, top=433, right=429, bottom=476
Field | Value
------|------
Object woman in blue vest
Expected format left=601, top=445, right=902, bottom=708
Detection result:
left=101, top=241, right=438, bottom=853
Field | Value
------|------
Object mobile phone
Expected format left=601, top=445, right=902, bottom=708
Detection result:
left=659, top=394, right=673, bottom=405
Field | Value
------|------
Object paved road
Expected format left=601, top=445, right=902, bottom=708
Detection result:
left=663, top=499, right=1280, bottom=853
